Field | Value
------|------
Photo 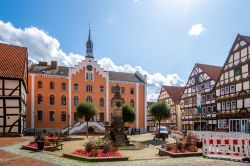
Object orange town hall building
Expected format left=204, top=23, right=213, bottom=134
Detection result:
left=26, top=30, right=147, bottom=133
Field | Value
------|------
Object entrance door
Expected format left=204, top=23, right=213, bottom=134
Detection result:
left=229, top=119, right=240, bottom=132
left=241, top=119, right=249, bottom=133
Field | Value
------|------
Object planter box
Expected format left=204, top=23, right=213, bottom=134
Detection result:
left=159, top=149, right=202, bottom=158
left=21, top=145, right=40, bottom=152
left=63, top=153, right=129, bottom=162
left=21, top=145, right=58, bottom=152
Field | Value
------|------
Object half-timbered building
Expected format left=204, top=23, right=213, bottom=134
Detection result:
left=158, top=86, right=184, bottom=131
left=0, top=43, right=28, bottom=136
left=215, top=34, right=250, bottom=133
left=180, top=64, right=222, bottom=131
left=146, top=101, right=156, bottom=132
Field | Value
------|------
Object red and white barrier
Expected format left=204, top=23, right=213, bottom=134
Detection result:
left=188, top=131, right=250, bottom=159
left=203, top=137, right=250, bottom=158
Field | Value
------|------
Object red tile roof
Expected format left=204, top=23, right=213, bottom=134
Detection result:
left=196, top=63, right=222, bottom=81
left=162, top=86, right=185, bottom=104
left=239, top=34, right=250, bottom=43
left=0, top=43, right=28, bottom=88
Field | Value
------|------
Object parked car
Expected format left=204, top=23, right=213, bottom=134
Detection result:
left=154, top=126, right=170, bottom=140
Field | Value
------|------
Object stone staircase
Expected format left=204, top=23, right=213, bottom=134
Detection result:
left=62, top=121, right=105, bottom=134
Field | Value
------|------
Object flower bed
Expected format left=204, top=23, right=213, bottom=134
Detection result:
left=159, top=149, right=202, bottom=158
left=159, top=134, right=202, bottom=157
left=21, top=142, right=58, bottom=152
left=64, top=149, right=128, bottom=162
left=63, top=153, right=129, bottom=162
left=63, top=138, right=128, bottom=162
left=72, top=149, right=122, bottom=157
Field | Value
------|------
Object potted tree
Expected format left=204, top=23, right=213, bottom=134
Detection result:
left=150, top=101, right=171, bottom=140
left=77, top=102, right=98, bottom=138
left=122, top=104, right=136, bottom=133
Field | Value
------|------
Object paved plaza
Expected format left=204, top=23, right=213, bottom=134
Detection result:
left=0, top=135, right=249, bottom=166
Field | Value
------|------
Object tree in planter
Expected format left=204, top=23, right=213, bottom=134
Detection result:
left=76, top=102, right=98, bottom=138
left=150, top=101, right=171, bottom=133
left=122, top=104, right=136, bottom=126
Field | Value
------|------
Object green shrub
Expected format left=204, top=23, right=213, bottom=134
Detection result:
left=85, top=141, right=93, bottom=152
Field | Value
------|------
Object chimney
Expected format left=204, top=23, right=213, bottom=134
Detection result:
left=39, top=61, right=48, bottom=66
left=51, top=61, right=57, bottom=69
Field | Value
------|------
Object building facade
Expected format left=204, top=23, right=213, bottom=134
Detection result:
left=146, top=101, right=155, bottom=132
left=158, top=86, right=184, bottom=131
left=0, top=43, right=28, bottom=136
left=26, top=30, right=147, bottom=133
left=215, top=34, right=250, bottom=133
left=180, top=64, right=222, bottom=131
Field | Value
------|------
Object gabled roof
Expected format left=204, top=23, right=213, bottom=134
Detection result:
left=196, top=63, right=222, bottom=81
left=240, top=34, right=250, bottom=43
left=108, top=71, right=145, bottom=83
left=29, top=64, right=69, bottom=76
left=0, top=43, right=28, bottom=88
left=214, top=34, right=250, bottom=88
left=162, top=86, right=185, bottom=104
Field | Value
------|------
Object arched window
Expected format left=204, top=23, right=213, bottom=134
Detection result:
left=121, top=87, right=125, bottom=94
left=61, top=95, right=66, bottom=105
left=100, top=85, right=104, bottom=93
left=61, top=82, right=66, bottom=90
left=37, top=94, right=43, bottom=104
left=100, top=97, right=104, bottom=107
left=50, top=95, right=55, bottom=105
left=74, top=96, right=79, bottom=106
left=50, top=81, right=55, bottom=89
left=86, top=96, right=93, bottom=103
left=130, top=88, right=134, bottom=94
left=38, top=81, right=43, bottom=88
left=130, top=99, right=134, bottom=108
left=74, top=84, right=79, bottom=91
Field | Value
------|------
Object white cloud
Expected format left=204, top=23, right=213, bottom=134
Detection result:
left=133, top=0, right=140, bottom=3
left=0, top=20, right=185, bottom=101
left=98, top=58, right=185, bottom=101
left=188, top=24, right=206, bottom=37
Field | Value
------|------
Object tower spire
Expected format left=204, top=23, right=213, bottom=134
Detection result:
left=86, top=26, right=93, bottom=58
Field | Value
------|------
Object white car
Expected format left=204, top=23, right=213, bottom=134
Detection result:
left=155, top=126, right=169, bottom=140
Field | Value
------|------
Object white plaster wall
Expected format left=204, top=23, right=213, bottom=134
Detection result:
left=6, top=99, right=19, bottom=107
left=6, top=108, right=19, bottom=114
left=6, top=116, right=19, bottom=125
left=0, top=108, right=3, bottom=116
left=243, top=81, right=249, bottom=90
left=217, top=103, right=221, bottom=111
left=237, top=99, right=243, bottom=109
left=244, top=98, right=250, bottom=108
left=216, top=89, right=220, bottom=96
left=236, top=83, right=242, bottom=92
left=5, top=80, right=19, bottom=89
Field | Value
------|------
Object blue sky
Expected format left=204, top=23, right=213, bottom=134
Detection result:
left=0, top=0, right=250, bottom=100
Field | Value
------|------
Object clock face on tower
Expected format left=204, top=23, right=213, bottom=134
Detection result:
left=87, top=65, right=93, bottom=71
